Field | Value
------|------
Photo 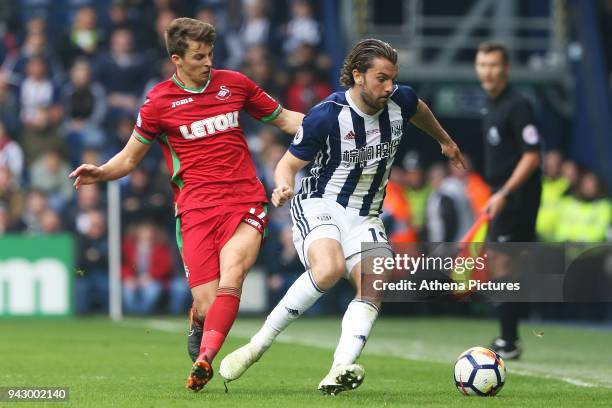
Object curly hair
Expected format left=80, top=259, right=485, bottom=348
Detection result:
left=339, top=38, right=398, bottom=88
left=165, top=17, right=216, bottom=57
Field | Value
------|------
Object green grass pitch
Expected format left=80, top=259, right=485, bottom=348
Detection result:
left=2, top=317, right=612, bottom=407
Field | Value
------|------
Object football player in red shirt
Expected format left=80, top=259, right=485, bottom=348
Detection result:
left=70, top=18, right=304, bottom=392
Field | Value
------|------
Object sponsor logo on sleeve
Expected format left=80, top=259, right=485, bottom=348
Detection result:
left=293, top=126, right=304, bottom=145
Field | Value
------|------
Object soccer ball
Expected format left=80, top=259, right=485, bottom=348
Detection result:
left=454, top=346, right=506, bottom=396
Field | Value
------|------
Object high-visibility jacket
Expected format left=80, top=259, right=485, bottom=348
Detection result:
left=554, top=196, right=611, bottom=242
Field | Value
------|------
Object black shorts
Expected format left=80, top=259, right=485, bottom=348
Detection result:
left=487, top=176, right=541, bottom=243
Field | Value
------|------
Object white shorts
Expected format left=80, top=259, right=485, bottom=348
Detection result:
left=290, top=196, right=393, bottom=278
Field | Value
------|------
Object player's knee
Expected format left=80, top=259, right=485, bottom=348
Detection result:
left=310, top=253, right=346, bottom=290
left=193, top=296, right=213, bottom=316
left=219, top=264, right=247, bottom=287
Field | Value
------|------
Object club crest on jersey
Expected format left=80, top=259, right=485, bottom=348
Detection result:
left=390, top=120, right=403, bottom=138
left=216, top=85, right=231, bottom=100
left=171, top=97, right=194, bottom=108
left=179, top=111, right=240, bottom=139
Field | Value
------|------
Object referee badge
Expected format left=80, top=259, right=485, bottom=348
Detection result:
left=486, top=126, right=501, bottom=146
left=522, top=124, right=540, bottom=145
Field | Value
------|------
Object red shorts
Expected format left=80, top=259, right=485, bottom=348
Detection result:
left=178, top=202, right=268, bottom=288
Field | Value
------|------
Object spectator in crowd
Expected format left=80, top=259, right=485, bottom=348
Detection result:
left=240, top=0, right=270, bottom=49
left=425, top=163, right=474, bottom=242
left=29, top=149, right=74, bottom=211
left=121, top=165, right=172, bottom=228
left=38, top=207, right=63, bottom=234
left=381, top=166, right=418, bottom=244
left=402, top=152, right=431, bottom=240
left=19, top=189, right=48, bottom=234
left=59, top=6, right=104, bottom=68
left=560, top=159, right=580, bottom=195
left=196, top=7, right=230, bottom=68
left=0, top=121, right=24, bottom=185
left=0, top=71, right=20, bottom=137
left=6, top=30, right=64, bottom=84
left=19, top=57, right=63, bottom=163
left=460, top=154, right=490, bottom=216
left=75, top=209, right=109, bottom=314
left=537, top=150, right=571, bottom=242
left=61, top=58, right=107, bottom=162
left=0, top=165, right=25, bottom=232
left=283, top=0, right=320, bottom=54
left=554, top=172, right=611, bottom=242
left=141, top=9, right=178, bottom=64
left=65, top=183, right=104, bottom=234
left=241, top=44, right=286, bottom=99
left=285, top=63, right=331, bottom=113
left=94, top=28, right=146, bottom=116
left=62, top=58, right=107, bottom=129
left=121, top=221, right=173, bottom=314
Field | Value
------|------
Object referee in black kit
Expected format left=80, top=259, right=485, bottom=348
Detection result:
left=475, top=42, right=542, bottom=359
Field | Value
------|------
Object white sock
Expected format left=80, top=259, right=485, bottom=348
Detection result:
left=332, top=300, right=379, bottom=367
left=251, top=270, right=324, bottom=350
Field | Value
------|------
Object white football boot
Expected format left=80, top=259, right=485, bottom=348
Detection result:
left=219, top=342, right=266, bottom=381
left=317, top=364, right=365, bottom=395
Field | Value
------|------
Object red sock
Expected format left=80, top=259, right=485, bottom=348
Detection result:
left=198, top=287, right=241, bottom=363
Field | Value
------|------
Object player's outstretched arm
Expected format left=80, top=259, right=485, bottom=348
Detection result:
left=410, top=99, right=467, bottom=169
left=272, top=151, right=309, bottom=207
left=69, top=132, right=151, bottom=189
left=268, top=108, right=305, bottom=135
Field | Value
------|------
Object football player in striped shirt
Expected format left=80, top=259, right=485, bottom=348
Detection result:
left=220, top=38, right=465, bottom=394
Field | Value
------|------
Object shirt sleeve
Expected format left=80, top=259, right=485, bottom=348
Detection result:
left=241, top=73, right=283, bottom=123
left=394, top=85, right=419, bottom=119
left=510, top=100, right=541, bottom=152
left=288, top=103, right=330, bottom=162
left=133, top=96, right=161, bottom=145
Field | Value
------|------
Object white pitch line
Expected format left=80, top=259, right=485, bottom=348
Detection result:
left=124, top=319, right=612, bottom=390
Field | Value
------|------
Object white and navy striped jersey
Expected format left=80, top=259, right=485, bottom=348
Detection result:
left=288, top=85, right=419, bottom=216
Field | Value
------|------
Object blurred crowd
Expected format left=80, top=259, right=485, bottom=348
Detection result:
left=1, top=0, right=610, bottom=316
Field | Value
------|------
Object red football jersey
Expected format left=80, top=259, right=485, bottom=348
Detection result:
left=133, top=69, right=281, bottom=215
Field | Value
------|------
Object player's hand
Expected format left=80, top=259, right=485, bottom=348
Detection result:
left=271, top=185, right=294, bottom=207
left=69, top=164, right=104, bottom=189
left=484, top=191, right=507, bottom=219
left=441, top=141, right=467, bottom=169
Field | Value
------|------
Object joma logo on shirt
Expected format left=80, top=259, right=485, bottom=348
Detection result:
left=179, top=111, right=239, bottom=139
left=171, top=97, right=194, bottom=108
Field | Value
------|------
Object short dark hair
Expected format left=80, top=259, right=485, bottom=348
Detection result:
left=165, top=17, right=216, bottom=57
left=477, top=41, right=509, bottom=64
left=339, top=38, right=398, bottom=88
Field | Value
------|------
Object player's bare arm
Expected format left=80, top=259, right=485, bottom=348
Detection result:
left=268, top=108, right=305, bottom=135
left=485, top=151, right=541, bottom=218
left=69, top=132, right=150, bottom=189
left=272, top=151, right=309, bottom=207
left=410, top=99, right=467, bottom=169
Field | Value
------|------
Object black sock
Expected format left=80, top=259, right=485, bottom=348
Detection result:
left=499, top=303, right=520, bottom=342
